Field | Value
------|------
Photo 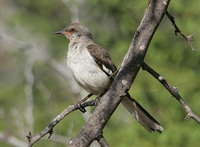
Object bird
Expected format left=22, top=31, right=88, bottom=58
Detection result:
left=55, top=22, right=163, bottom=133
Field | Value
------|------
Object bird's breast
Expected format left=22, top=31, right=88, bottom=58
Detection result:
left=67, top=43, right=111, bottom=95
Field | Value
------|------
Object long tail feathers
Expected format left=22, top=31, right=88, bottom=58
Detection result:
left=121, top=94, right=163, bottom=133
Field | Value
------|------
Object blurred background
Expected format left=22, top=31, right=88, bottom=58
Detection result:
left=0, top=0, right=200, bottom=146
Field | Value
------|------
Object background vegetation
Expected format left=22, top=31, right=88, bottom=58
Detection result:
left=0, top=0, right=199, bottom=146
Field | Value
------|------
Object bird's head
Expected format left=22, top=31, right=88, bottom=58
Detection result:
left=55, top=23, right=93, bottom=41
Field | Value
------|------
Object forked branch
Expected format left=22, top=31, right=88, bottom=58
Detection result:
left=166, top=11, right=197, bottom=52
left=142, top=62, right=200, bottom=123
left=27, top=100, right=96, bottom=146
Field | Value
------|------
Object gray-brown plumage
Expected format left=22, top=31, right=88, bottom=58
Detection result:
left=55, top=22, right=163, bottom=133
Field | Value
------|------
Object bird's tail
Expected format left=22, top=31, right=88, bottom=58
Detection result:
left=121, top=94, right=163, bottom=133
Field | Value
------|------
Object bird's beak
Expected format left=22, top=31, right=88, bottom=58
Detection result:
left=55, top=30, right=63, bottom=34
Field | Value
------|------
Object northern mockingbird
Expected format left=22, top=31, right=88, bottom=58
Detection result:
left=55, top=22, right=163, bottom=133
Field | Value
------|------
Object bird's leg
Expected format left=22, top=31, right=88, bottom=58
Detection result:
left=81, top=93, right=93, bottom=102
left=77, top=93, right=93, bottom=113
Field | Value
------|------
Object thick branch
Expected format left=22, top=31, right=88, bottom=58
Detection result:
left=142, top=62, right=200, bottom=123
left=27, top=100, right=95, bottom=146
left=166, top=11, right=197, bottom=52
left=69, top=1, right=170, bottom=146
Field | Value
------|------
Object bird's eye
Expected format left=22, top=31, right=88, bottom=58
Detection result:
left=70, top=28, right=76, bottom=32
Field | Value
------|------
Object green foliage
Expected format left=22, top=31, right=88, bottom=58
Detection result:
left=0, top=0, right=200, bottom=146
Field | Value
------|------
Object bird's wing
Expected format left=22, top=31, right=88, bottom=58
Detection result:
left=87, top=43, right=117, bottom=77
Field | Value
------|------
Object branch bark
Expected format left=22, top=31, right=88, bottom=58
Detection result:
left=142, top=62, right=200, bottom=123
left=27, top=100, right=96, bottom=146
left=166, top=11, right=197, bottom=52
left=69, top=0, right=170, bottom=146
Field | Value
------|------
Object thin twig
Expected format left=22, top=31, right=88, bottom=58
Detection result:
left=142, top=62, right=200, bottom=123
left=27, top=100, right=96, bottom=146
left=166, top=11, right=197, bottom=52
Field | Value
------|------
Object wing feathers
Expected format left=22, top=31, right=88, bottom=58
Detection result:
left=87, top=44, right=117, bottom=76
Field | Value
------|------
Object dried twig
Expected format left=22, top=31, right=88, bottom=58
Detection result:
left=27, top=100, right=96, bottom=147
left=166, top=11, right=197, bottom=52
left=142, top=62, right=200, bottom=123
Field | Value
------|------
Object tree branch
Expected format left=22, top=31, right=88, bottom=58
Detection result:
left=142, top=62, right=200, bottom=123
left=166, top=11, right=197, bottom=52
left=27, top=100, right=96, bottom=146
left=69, top=1, right=170, bottom=146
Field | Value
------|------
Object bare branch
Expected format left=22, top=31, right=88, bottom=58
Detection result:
left=166, top=11, right=197, bottom=52
left=142, top=62, right=200, bottom=123
left=27, top=100, right=96, bottom=146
